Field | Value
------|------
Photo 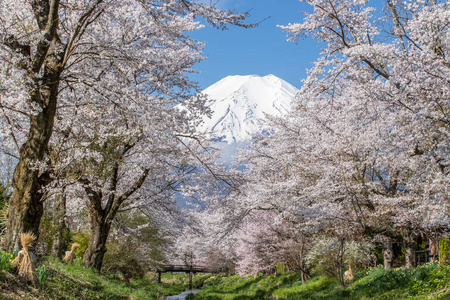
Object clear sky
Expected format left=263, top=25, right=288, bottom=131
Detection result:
left=189, top=0, right=321, bottom=90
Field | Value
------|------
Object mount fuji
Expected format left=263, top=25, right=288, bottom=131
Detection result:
left=198, top=74, right=298, bottom=144
left=196, top=74, right=298, bottom=162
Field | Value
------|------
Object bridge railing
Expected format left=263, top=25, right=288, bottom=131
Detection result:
left=162, top=265, right=208, bottom=273
left=157, top=265, right=209, bottom=289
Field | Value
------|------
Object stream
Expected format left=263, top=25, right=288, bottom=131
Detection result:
left=165, top=289, right=202, bottom=300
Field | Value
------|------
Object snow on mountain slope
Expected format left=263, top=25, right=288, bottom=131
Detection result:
left=198, top=74, right=298, bottom=143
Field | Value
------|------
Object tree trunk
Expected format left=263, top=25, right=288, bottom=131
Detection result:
left=301, top=270, right=307, bottom=285
left=2, top=17, right=62, bottom=250
left=431, top=238, right=437, bottom=261
left=337, top=239, right=345, bottom=286
left=383, top=238, right=394, bottom=270
left=4, top=168, right=43, bottom=251
left=3, top=92, right=59, bottom=250
left=51, top=192, right=67, bottom=259
left=337, top=265, right=344, bottom=286
left=83, top=211, right=111, bottom=271
left=80, top=164, right=148, bottom=271
left=404, top=235, right=416, bottom=269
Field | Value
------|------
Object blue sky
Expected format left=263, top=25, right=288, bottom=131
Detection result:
left=190, top=0, right=321, bottom=89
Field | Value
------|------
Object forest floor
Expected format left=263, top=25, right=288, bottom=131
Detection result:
left=0, top=256, right=188, bottom=300
left=189, top=263, right=450, bottom=299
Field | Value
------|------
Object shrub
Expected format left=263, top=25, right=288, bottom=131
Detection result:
left=102, top=213, right=168, bottom=279
left=439, top=238, right=450, bottom=266
left=0, top=249, right=16, bottom=272
left=36, top=264, right=50, bottom=285
left=276, top=262, right=285, bottom=275
left=204, top=247, right=236, bottom=274
left=69, top=230, right=90, bottom=259
left=306, top=237, right=374, bottom=279
left=102, top=240, right=146, bottom=279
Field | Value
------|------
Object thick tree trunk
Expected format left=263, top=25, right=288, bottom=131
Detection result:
left=2, top=1, right=62, bottom=250
left=3, top=90, right=59, bottom=250
left=51, top=192, right=67, bottom=259
left=4, top=166, right=43, bottom=250
left=83, top=211, right=111, bottom=271
left=404, top=235, right=416, bottom=269
left=80, top=165, right=148, bottom=271
left=383, top=238, right=394, bottom=270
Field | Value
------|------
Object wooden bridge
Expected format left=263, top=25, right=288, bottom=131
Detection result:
left=157, top=265, right=208, bottom=289
left=162, top=264, right=207, bottom=273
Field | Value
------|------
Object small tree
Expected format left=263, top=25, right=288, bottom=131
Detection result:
left=102, top=213, right=168, bottom=280
left=306, top=237, right=374, bottom=286
left=204, top=247, right=236, bottom=274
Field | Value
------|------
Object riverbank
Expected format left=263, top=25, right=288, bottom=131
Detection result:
left=190, top=263, right=450, bottom=299
left=0, top=256, right=188, bottom=300
left=2, top=256, right=450, bottom=299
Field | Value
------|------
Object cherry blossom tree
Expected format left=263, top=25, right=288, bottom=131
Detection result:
left=68, top=97, right=225, bottom=270
left=220, top=0, right=449, bottom=275
left=0, top=0, right=250, bottom=250
left=278, top=0, right=449, bottom=267
left=235, top=211, right=311, bottom=281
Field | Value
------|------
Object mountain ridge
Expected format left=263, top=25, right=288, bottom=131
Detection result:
left=198, top=74, right=298, bottom=144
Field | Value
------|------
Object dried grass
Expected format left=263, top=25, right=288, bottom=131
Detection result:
left=63, top=243, right=80, bottom=264
left=344, top=264, right=354, bottom=282
left=0, top=201, right=8, bottom=236
left=20, top=232, right=35, bottom=249
left=12, top=232, right=39, bottom=285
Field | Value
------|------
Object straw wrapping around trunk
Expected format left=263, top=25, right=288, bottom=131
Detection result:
left=344, top=264, right=354, bottom=282
left=11, top=232, right=39, bottom=285
left=63, top=243, right=80, bottom=264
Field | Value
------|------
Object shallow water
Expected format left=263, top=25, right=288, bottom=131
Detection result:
left=165, top=289, right=202, bottom=300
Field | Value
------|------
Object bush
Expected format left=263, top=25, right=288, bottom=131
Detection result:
left=439, top=238, right=450, bottom=266
left=69, top=230, right=90, bottom=258
left=102, top=213, right=168, bottom=279
left=276, top=262, right=286, bottom=275
left=102, top=239, right=146, bottom=279
left=0, top=249, right=16, bottom=272
left=306, top=237, right=374, bottom=279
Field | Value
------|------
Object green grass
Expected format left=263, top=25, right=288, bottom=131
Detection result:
left=2, top=254, right=450, bottom=299
left=191, top=263, right=450, bottom=299
left=43, top=257, right=187, bottom=299
left=0, top=254, right=189, bottom=300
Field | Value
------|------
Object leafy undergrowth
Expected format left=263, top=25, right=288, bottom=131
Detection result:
left=0, top=255, right=187, bottom=300
left=191, top=262, right=450, bottom=299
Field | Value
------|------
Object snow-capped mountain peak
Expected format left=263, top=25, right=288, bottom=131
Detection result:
left=198, top=74, right=298, bottom=143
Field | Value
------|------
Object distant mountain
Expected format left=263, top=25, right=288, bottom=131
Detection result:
left=198, top=74, right=298, bottom=144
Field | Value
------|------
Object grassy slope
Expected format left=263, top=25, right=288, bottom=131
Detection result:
left=2, top=256, right=450, bottom=299
left=190, top=263, right=450, bottom=300
left=0, top=256, right=188, bottom=300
